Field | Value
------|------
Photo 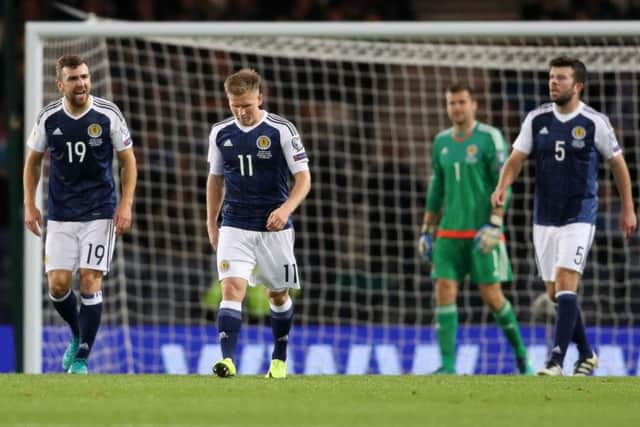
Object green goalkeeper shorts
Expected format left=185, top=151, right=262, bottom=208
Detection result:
left=431, top=237, right=512, bottom=284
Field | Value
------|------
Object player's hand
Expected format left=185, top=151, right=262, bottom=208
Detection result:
left=474, top=225, right=501, bottom=254
left=418, top=233, right=434, bottom=264
left=491, top=188, right=507, bottom=208
left=113, top=201, right=133, bottom=235
left=208, top=223, right=219, bottom=252
left=24, top=204, right=43, bottom=237
left=267, top=207, right=290, bottom=231
left=619, top=208, right=637, bottom=239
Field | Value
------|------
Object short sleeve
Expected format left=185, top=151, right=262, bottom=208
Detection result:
left=109, top=105, right=133, bottom=151
left=512, top=112, right=534, bottom=155
left=594, top=115, right=622, bottom=160
left=26, top=120, right=47, bottom=152
left=208, top=126, right=224, bottom=175
left=280, top=123, right=309, bottom=175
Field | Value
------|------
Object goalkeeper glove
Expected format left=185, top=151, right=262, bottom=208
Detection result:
left=418, top=225, right=436, bottom=263
left=474, top=215, right=503, bottom=254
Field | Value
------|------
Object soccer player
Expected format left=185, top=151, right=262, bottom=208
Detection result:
left=492, top=56, right=637, bottom=376
left=23, top=54, right=137, bottom=374
left=419, top=83, right=533, bottom=375
left=207, top=69, right=311, bottom=378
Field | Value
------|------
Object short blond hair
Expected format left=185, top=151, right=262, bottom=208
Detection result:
left=224, top=68, right=262, bottom=96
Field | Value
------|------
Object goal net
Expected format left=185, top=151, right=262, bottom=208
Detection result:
left=25, top=22, right=640, bottom=375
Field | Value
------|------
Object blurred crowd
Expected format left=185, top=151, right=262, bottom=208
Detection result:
left=2, top=0, right=640, bottom=324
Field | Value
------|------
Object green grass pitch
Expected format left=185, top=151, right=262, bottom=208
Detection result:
left=1, top=375, right=639, bottom=427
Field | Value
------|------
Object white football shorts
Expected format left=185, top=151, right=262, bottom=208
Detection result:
left=216, top=226, right=300, bottom=290
left=45, top=219, right=116, bottom=274
left=533, top=222, right=595, bottom=282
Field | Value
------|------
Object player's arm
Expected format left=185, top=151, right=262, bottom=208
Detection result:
left=492, top=112, right=533, bottom=208
left=23, top=149, right=45, bottom=237
left=609, top=154, right=637, bottom=238
left=114, top=148, right=137, bottom=235
left=267, top=170, right=311, bottom=231
left=419, top=143, right=444, bottom=262
left=491, top=149, right=527, bottom=208
left=207, top=174, right=225, bottom=250
left=475, top=130, right=510, bottom=253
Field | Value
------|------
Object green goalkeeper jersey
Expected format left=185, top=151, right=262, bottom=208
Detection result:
left=425, top=121, right=510, bottom=236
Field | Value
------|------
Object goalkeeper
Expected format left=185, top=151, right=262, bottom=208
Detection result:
left=419, top=83, right=533, bottom=375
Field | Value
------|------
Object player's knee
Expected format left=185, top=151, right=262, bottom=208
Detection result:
left=554, top=268, right=580, bottom=292
left=49, top=282, right=71, bottom=298
left=79, top=269, right=103, bottom=293
left=435, top=279, right=457, bottom=305
left=48, top=271, right=72, bottom=297
left=269, top=290, right=289, bottom=306
left=479, top=284, right=504, bottom=311
left=220, top=278, right=247, bottom=301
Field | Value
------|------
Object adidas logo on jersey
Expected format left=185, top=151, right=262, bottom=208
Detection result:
left=539, top=126, right=549, bottom=135
left=223, top=139, right=233, bottom=147
left=53, top=128, right=63, bottom=135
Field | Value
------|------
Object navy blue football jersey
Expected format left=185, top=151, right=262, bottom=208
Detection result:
left=27, top=96, right=132, bottom=221
left=208, top=111, right=309, bottom=232
left=513, top=102, right=621, bottom=226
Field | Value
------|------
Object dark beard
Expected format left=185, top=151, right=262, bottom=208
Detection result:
left=551, top=87, right=575, bottom=107
left=552, top=94, right=572, bottom=106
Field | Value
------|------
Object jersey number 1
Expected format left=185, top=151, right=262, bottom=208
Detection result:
left=238, top=154, right=253, bottom=176
left=284, top=264, right=297, bottom=284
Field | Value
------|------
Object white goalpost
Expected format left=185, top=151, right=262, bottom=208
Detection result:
left=24, top=21, right=640, bottom=374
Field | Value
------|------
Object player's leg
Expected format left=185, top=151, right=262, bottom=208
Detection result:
left=478, top=284, right=532, bottom=374
left=536, top=282, right=562, bottom=375
left=48, top=270, right=79, bottom=371
left=72, top=269, right=104, bottom=374
left=45, top=221, right=81, bottom=371
left=255, top=228, right=299, bottom=378
left=214, top=277, right=247, bottom=377
left=431, top=238, right=466, bottom=374
left=69, top=219, right=116, bottom=374
left=532, top=224, right=564, bottom=375
left=571, top=308, right=597, bottom=376
left=213, top=227, right=256, bottom=377
left=544, top=284, right=594, bottom=371
left=553, top=223, right=597, bottom=375
left=539, top=223, right=597, bottom=376
left=265, top=288, right=292, bottom=378
left=473, top=242, right=533, bottom=374
left=547, top=269, right=580, bottom=371
left=433, top=278, right=458, bottom=374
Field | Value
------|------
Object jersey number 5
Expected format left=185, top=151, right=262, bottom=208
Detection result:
left=554, top=140, right=565, bottom=161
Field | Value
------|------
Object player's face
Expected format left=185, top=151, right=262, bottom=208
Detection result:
left=228, top=90, right=263, bottom=127
left=549, top=66, right=582, bottom=106
left=57, top=63, right=92, bottom=109
left=446, top=90, right=477, bottom=127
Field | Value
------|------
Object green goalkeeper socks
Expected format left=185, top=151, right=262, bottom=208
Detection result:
left=435, top=304, right=458, bottom=372
left=492, top=300, right=528, bottom=358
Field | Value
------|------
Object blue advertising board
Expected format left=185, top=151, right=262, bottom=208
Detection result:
left=0, top=325, right=16, bottom=372
left=40, top=325, right=640, bottom=375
